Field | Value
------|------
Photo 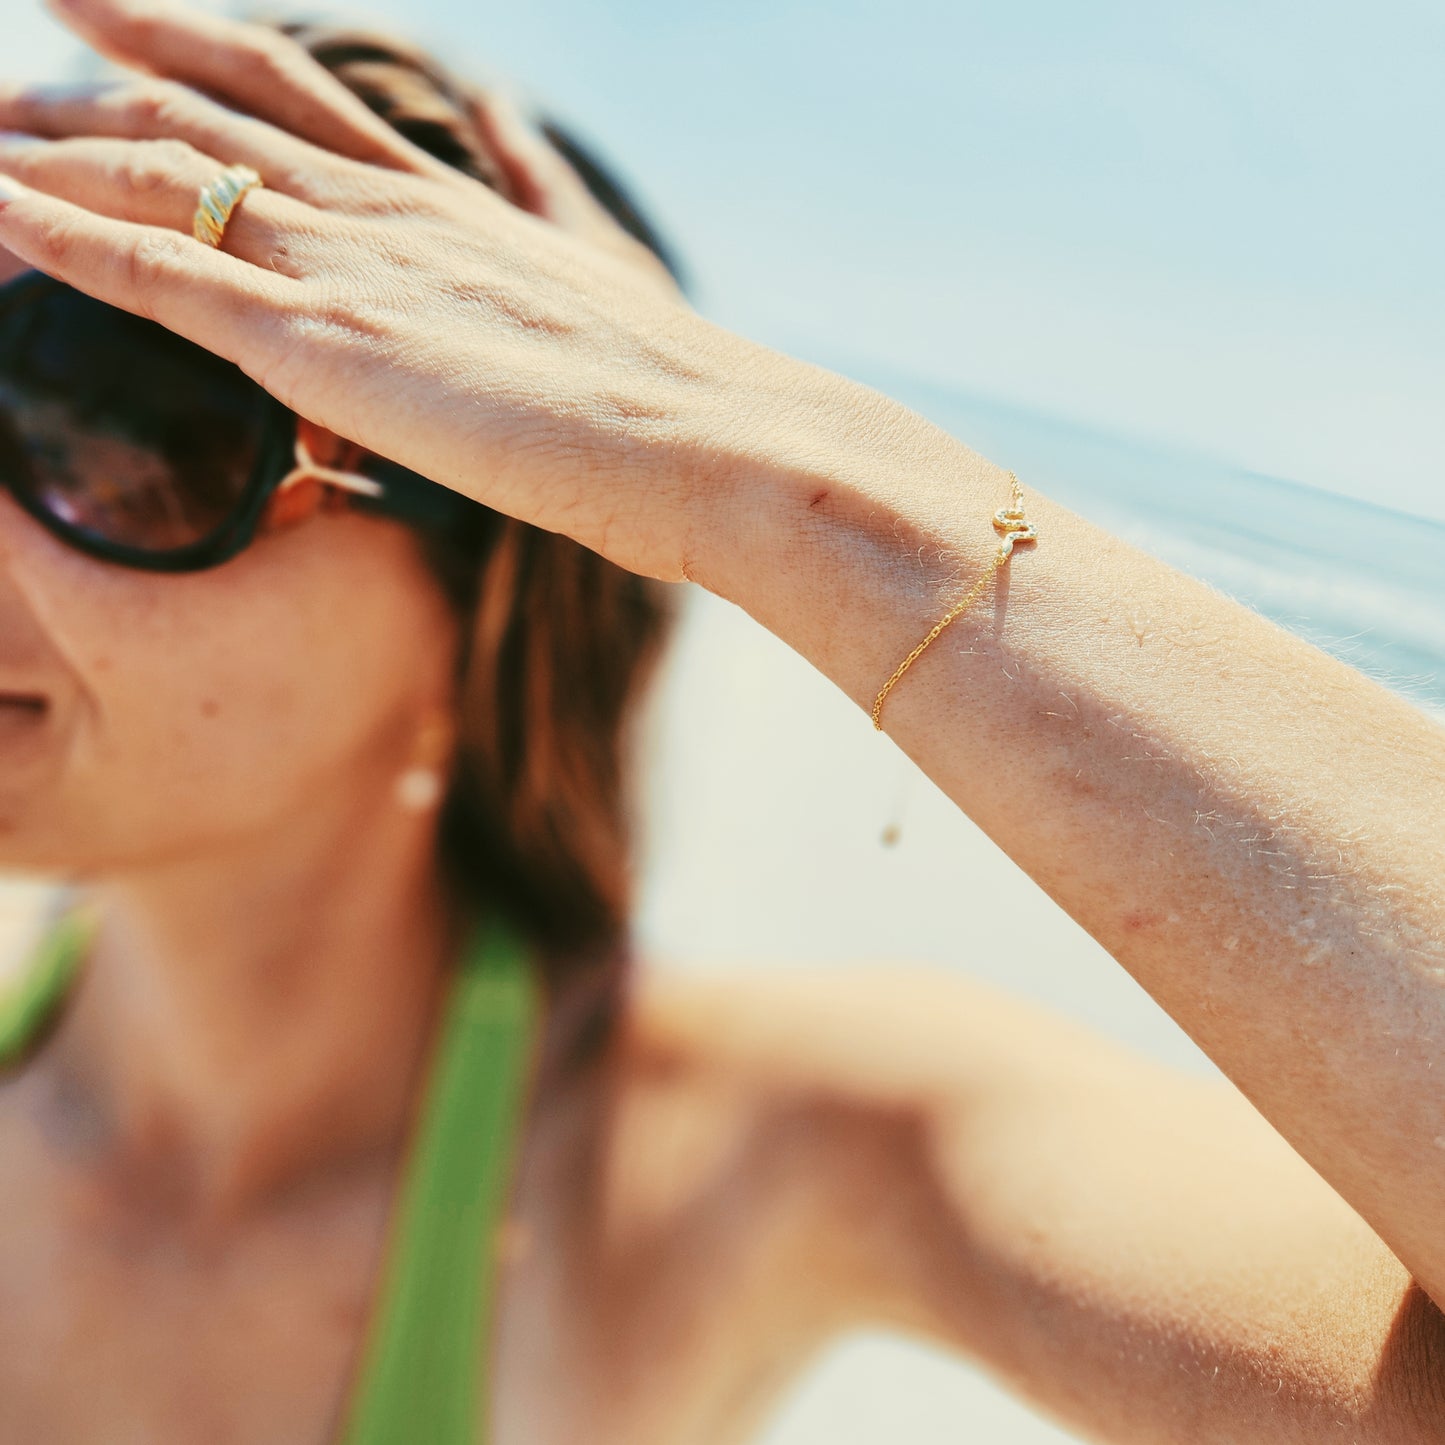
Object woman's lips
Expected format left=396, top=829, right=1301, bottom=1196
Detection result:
left=0, top=692, right=47, bottom=714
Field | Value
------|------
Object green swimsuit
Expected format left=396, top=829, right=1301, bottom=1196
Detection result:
left=0, top=900, right=542, bottom=1445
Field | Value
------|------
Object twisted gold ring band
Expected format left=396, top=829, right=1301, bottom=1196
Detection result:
left=192, top=163, right=264, bottom=249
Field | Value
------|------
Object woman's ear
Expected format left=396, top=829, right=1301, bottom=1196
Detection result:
left=468, top=90, right=682, bottom=294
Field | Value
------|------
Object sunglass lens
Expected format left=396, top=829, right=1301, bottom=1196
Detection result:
left=0, top=280, right=267, bottom=555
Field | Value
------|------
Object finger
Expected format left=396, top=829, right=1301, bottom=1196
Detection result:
left=0, top=172, right=299, bottom=383
left=0, top=132, right=318, bottom=275
left=469, top=90, right=600, bottom=226
left=470, top=90, right=681, bottom=291
left=44, top=0, right=456, bottom=181
left=0, top=77, right=364, bottom=207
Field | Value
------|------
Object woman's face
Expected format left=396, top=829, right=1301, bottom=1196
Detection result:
left=0, top=244, right=464, bottom=876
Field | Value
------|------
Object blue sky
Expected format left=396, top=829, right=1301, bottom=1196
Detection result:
left=10, top=0, right=1445, bottom=519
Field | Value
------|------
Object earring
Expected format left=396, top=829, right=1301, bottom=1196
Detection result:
left=395, top=767, right=445, bottom=813
left=394, top=709, right=455, bottom=814
left=879, top=752, right=911, bottom=848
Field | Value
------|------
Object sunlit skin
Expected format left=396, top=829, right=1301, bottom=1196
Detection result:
left=0, top=2, right=1442, bottom=1443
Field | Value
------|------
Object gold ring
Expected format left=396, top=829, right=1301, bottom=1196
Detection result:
left=192, top=164, right=264, bottom=249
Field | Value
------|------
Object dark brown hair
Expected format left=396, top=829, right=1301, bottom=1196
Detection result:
left=273, top=19, right=686, bottom=1049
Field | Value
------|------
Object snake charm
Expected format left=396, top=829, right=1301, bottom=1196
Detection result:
left=993, top=505, right=1038, bottom=559
left=872, top=473, right=1039, bottom=731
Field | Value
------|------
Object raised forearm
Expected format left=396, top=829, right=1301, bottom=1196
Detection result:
left=688, top=349, right=1445, bottom=1302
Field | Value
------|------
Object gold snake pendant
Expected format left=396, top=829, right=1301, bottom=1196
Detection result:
left=993, top=505, right=1038, bottom=559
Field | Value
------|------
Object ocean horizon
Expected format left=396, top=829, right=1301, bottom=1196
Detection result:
left=825, top=353, right=1445, bottom=723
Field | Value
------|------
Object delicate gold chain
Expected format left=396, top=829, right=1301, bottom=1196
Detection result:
left=871, top=471, right=1037, bottom=731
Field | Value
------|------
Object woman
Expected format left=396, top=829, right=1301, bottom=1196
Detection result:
left=0, top=2, right=1440, bottom=1442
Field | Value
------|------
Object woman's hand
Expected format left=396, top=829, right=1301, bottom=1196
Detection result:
left=0, top=0, right=757, bottom=582
left=13, top=1, right=1445, bottom=1338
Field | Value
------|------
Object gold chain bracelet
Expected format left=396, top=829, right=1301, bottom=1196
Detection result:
left=871, top=471, right=1037, bottom=731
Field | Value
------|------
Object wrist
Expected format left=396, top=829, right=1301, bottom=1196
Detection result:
left=679, top=345, right=1020, bottom=700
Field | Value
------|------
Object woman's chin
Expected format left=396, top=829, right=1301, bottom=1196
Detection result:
left=0, top=791, right=100, bottom=880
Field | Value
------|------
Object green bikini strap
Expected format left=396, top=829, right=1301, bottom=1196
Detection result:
left=0, top=903, right=95, bottom=1070
left=0, top=900, right=541, bottom=1444
left=337, top=905, right=543, bottom=1445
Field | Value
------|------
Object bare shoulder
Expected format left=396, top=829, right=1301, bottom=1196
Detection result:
left=600, top=957, right=1139, bottom=1317
left=579, top=958, right=983, bottom=1363
left=608, top=954, right=1206, bottom=1238
left=609, top=958, right=1445, bottom=1444
left=619, top=953, right=1181, bottom=1106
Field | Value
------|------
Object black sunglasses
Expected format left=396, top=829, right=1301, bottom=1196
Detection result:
left=0, top=270, right=494, bottom=573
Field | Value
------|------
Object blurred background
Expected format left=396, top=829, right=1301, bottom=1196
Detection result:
left=6, top=1, right=1444, bottom=1440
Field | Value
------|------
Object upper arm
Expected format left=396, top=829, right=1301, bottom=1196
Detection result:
left=640, top=963, right=1445, bottom=1444
left=820, top=970, right=1445, bottom=1444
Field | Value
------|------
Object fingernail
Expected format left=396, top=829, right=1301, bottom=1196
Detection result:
left=0, top=132, right=45, bottom=149
left=0, top=174, right=29, bottom=205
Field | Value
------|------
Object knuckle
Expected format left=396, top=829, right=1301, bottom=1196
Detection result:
left=255, top=301, right=343, bottom=402
left=125, top=230, right=192, bottom=315
left=27, top=213, right=82, bottom=273
left=347, top=173, right=428, bottom=220
left=298, top=283, right=366, bottom=340
left=279, top=164, right=347, bottom=213
left=119, top=138, right=200, bottom=198
left=0, top=147, right=40, bottom=187
left=116, top=80, right=194, bottom=136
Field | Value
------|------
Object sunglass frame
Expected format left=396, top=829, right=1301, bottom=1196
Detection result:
left=0, top=271, right=493, bottom=573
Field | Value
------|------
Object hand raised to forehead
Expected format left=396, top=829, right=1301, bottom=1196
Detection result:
left=0, top=0, right=717, bottom=582
left=42, top=0, right=684, bottom=282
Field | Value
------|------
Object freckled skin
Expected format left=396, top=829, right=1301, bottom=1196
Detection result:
left=1122, top=910, right=1164, bottom=931
left=0, top=12, right=1441, bottom=1428
left=0, top=303, right=462, bottom=877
